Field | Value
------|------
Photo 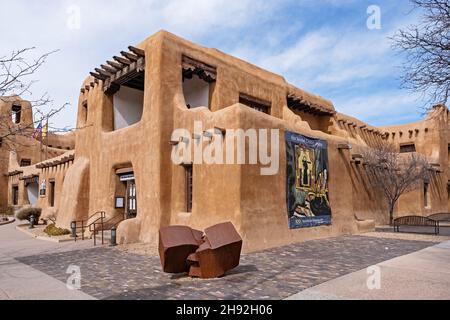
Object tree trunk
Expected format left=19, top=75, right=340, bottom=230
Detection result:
left=389, top=202, right=395, bottom=226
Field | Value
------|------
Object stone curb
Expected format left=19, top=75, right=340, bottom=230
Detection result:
left=15, top=225, right=74, bottom=243
left=0, top=217, right=15, bottom=226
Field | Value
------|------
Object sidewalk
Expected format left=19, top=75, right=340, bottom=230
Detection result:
left=0, top=221, right=95, bottom=300
left=287, top=240, right=450, bottom=300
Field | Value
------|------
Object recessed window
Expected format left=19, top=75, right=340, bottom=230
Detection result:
left=184, top=164, right=193, bottom=212
left=12, top=186, right=19, bottom=205
left=12, top=104, right=21, bottom=124
left=82, top=100, right=88, bottom=124
left=424, top=182, right=430, bottom=208
left=400, top=143, right=416, bottom=153
left=239, top=93, right=271, bottom=114
left=182, top=55, right=216, bottom=109
left=113, top=85, right=144, bottom=130
left=20, top=159, right=31, bottom=167
left=91, top=46, right=145, bottom=132
left=49, top=181, right=55, bottom=207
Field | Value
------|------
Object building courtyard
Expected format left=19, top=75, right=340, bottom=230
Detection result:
left=1, top=220, right=450, bottom=300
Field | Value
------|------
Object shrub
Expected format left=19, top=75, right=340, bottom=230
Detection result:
left=16, top=207, right=42, bottom=222
left=44, top=224, right=71, bottom=236
left=0, top=206, right=14, bottom=216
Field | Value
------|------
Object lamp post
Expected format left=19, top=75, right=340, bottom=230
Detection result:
left=71, top=221, right=77, bottom=238
left=110, top=226, right=117, bottom=246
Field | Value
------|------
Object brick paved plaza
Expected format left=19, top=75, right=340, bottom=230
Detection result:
left=15, top=235, right=435, bottom=300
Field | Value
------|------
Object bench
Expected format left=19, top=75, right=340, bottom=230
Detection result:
left=393, top=216, right=440, bottom=235
left=428, top=213, right=450, bottom=228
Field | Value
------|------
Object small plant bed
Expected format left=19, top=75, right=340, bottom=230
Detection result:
left=44, top=224, right=71, bottom=236
left=17, top=223, right=73, bottom=242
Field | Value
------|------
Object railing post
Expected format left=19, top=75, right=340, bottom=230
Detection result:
left=101, top=215, right=104, bottom=245
left=93, top=223, right=96, bottom=246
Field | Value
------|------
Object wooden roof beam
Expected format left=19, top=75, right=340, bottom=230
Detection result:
left=128, top=46, right=145, bottom=57
left=101, top=64, right=118, bottom=73
left=90, top=72, right=107, bottom=81
left=121, top=51, right=138, bottom=61
left=113, top=56, right=131, bottom=66
left=95, top=68, right=113, bottom=77
left=107, top=60, right=123, bottom=69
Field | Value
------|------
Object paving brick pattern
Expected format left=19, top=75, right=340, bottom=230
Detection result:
left=16, top=235, right=435, bottom=300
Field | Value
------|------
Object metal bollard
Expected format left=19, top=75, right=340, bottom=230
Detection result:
left=110, top=226, right=117, bottom=246
left=71, top=221, right=77, bottom=238
left=29, top=215, right=35, bottom=229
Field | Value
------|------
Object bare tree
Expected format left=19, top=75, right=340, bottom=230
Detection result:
left=0, top=48, right=68, bottom=156
left=392, top=0, right=450, bottom=106
left=363, top=143, right=431, bottom=225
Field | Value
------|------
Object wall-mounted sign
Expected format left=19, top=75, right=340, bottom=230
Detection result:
left=119, top=173, right=134, bottom=182
left=39, top=179, right=46, bottom=196
left=115, top=197, right=125, bottom=208
left=285, top=131, right=332, bottom=229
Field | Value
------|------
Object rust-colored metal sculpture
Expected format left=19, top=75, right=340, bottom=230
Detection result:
left=158, top=225, right=203, bottom=273
left=158, top=222, right=242, bottom=278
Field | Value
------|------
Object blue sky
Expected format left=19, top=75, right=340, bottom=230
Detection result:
left=0, top=0, right=426, bottom=129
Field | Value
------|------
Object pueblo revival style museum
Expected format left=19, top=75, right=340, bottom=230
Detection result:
left=1, top=30, right=449, bottom=252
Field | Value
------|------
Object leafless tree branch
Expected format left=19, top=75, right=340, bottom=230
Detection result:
left=363, top=143, right=431, bottom=224
left=391, top=0, right=450, bottom=107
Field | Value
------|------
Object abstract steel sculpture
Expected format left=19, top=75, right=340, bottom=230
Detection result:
left=158, top=222, right=242, bottom=278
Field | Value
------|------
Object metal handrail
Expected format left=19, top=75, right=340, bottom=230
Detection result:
left=91, top=214, right=124, bottom=246
left=73, top=211, right=106, bottom=242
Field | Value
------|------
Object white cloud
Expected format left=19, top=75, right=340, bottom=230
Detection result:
left=335, top=91, right=424, bottom=125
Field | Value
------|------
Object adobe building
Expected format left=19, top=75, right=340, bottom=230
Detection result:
left=2, top=30, right=449, bottom=252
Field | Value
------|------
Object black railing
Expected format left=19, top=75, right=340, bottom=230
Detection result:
left=72, top=211, right=106, bottom=242
left=90, top=213, right=124, bottom=246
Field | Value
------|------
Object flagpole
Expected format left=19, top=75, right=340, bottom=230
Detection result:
left=39, top=120, right=42, bottom=163
left=45, top=117, right=48, bottom=161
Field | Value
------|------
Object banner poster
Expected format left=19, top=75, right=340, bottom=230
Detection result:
left=285, top=131, right=332, bottom=229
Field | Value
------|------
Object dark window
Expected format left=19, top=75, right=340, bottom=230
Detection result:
left=12, top=104, right=21, bottom=124
left=0, top=137, right=2, bottom=148
left=82, top=100, right=88, bottom=123
left=400, top=144, right=416, bottom=153
left=424, top=182, right=430, bottom=208
left=20, top=159, right=31, bottom=167
left=185, top=165, right=193, bottom=212
left=49, top=181, right=55, bottom=207
left=12, top=186, right=19, bottom=205
left=239, top=93, right=271, bottom=114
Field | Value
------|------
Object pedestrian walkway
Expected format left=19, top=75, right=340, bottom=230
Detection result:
left=0, top=221, right=95, bottom=300
left=287, top=240, right=450, bottom=300
left=14, top=231, right=435, bottom=300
